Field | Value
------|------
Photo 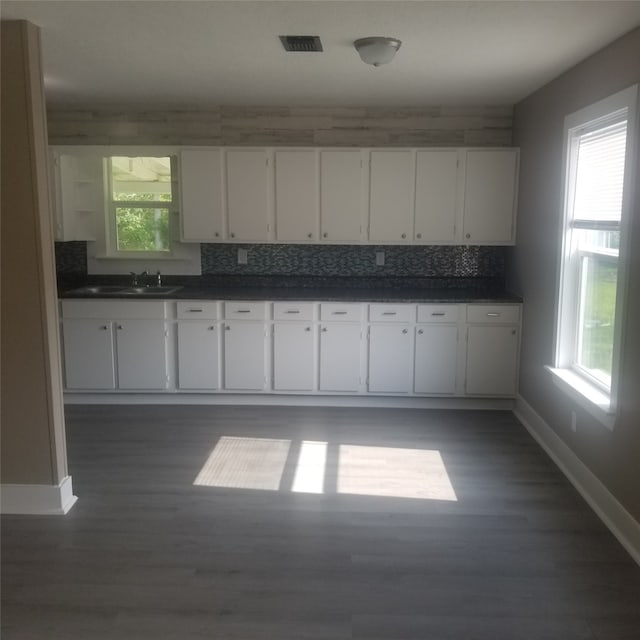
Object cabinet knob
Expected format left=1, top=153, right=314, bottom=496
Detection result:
left=323, top=232, right=328, bottom=238
left=117, top=324, right=123, bottom=330
left=100, top=325, right=108, bottom=331
left=416, top=233, right=422, bottom=239
left=307, top=233, right=313, bottom=238
left=418, top=329, right=424, bottom=335
left=214, top=232, right=219, bottom=238
left=512, top=329, right=517, bottom=335
left=401, top=233, right=406, bottom=239
left=225, top=325, right=231, bottom=331
left=466, top=233, right=471, bottom=239
left=305, top=327, right=311, bottom=332
left=230, top=232, right=235, bottom=238
left=322, top=327, right=327, bottom=332
left=208, top=326, right=215, bottom=331
left=402, top=328, right=408, bottom=334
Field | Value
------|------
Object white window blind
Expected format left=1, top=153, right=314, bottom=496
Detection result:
left=572, top=119, right=627, bottom=227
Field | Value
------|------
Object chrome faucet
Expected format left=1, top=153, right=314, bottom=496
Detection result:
left=129, top=270, right=149, bottom=287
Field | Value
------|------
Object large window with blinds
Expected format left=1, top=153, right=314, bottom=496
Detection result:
left=554, top=85, right=637, bottom=418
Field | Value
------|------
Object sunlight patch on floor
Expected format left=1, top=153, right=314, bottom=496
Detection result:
left=292, top=441, right=328, bottom=494
left=194, top=436, right=291, bottom=490
left=337, top=445, right=458, bottom=501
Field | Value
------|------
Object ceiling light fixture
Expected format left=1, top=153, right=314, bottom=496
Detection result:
left=354, top=37, right=402, bottom=67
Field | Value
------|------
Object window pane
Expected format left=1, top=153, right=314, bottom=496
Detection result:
left=577, top=255, right=617, bottom=386
left=573, top=120, right=627, bottom=223
left=111, top=157, right=172, bottom=202
left=115, top=207, right=170, bottom=252
left=576, top=229, right=620, bottom=253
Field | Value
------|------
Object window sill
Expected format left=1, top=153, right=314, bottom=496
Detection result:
left=545, top=366, right=615, bottom=430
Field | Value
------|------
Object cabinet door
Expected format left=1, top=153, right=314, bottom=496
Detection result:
left=226, top=149, right=270, bottom=242
left=414, top=150, right=458, bottom=243
left=223, top=321, right=267, bottom=390
left=463, top=149, right=518, bottom=244
left=180, top=149, right=224, bottom=241
left=116, top=319, right=168, bottom=390
left=368, top=324, right=413, bottom=393
left=177, top=322, right=220, bottom=390
left=414, top=325, right=458, bottom=394
left=273, top=323, right=316, bottom=391
left=320, top=150, right=363, bottom=242
left=62, top=319, right=115, bottom=390
left=275, top=150, right=318, bottom=242
left=319, top=323, right=361, bottom=392
left=368, top=151, right=415, bottom=242
left=466, top=325, right=519, bottom=396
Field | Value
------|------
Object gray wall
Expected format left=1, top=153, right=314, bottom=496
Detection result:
left=508, top=28, right=640, bottom=521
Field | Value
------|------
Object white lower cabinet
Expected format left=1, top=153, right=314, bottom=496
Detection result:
left=62, top=319, right=116, bottom=390
left=368, top=324, right=414, bottom=393
left=273, top=323, right=316, bottom=391
left=116, top=320, right=168, bottom=390
left=223, top=321, right=267, bottom=390
left=465, top=302, right=520, bottom=397
left=319, top=323, right=362, bottom=392
left=177, top=322, right=220, bottom=390
left=61, top=300, right=169, bottom=391
left=414, top=324, right=458, bottom=394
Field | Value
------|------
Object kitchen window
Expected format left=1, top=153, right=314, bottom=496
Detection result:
left=550, top=85, right=637, bottom=427
left=108, top=156, right=173, bottom=256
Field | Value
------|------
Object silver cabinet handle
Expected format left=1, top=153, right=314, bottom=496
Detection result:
left=466, top=233, right=471, bottom=239
left=230, top=232, right=236, bottom=238
left=323, top=232, right=328, bottom=238
left=401, top=233, right=406, bottom=239
left=188, top=308, right=203, bottom=313
left=431, top=312, right=446, bottom=316
left=332, top=311, right=347, bottom=315
left=487, top=312, right=501, bottom=317
left=285, top=310, right=300, bottom=314
left=382, top=311, right=397, bottom=316
left=236, top=310, right=251, bottom=314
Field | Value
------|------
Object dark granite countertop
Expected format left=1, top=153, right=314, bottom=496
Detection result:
left=58, top=275, right=522, bottom=304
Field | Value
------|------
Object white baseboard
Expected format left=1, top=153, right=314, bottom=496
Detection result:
left=514, top=395, right=640, bottom=567
left=64, top=392, right=515, bottom=411
left=1, top=475, right=78, bottom=515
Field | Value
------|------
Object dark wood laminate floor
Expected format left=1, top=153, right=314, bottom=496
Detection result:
left=2, top=406, right=639, bottom=639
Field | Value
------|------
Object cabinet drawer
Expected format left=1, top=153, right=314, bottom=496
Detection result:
left=417, top=305, right=459, bottom=323
left=320, top=303, right=362, bottom=322
left=177, top=301, right=220, bottom=320
left=61, top=299, right=167, bottom=320
left=467, top=304, right=520, bottom=324
left=224, top=301, right=267, bottom=320
left=369, top=304, right=415, bottom=323
left=273, top=302, right=315, bottom=321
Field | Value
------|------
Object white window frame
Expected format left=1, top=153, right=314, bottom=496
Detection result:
left=549, top=85, right=638, bottom=429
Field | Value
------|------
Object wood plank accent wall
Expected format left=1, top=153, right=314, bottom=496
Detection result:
left=47, top=105, right=512, bottom=147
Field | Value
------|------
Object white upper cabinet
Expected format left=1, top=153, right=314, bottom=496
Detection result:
left=368, top=150, right=415, bottom=243
left=274, top=150, right=318, bottom=242
left=225, top=149, right=270, bottom=242
left=414, top=150, right=459, bottom=244
left=319, top=150, right=364, bottom=243
left=180, top=149, right=224, bottom=242
left=50, top=151, right=103, bottom=241
left=462, top=149, right=518, bottom=245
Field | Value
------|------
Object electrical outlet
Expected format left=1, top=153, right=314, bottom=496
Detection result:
left=571, top=410, right=577, bottom=433
left=375, top=250, right=385, bottom=266
left=237, top=248, right=248, bottom=265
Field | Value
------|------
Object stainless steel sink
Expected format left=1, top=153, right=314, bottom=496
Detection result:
left=68, top=285, right=128, bottom=295
left=118, top=286, right=183, bottom=295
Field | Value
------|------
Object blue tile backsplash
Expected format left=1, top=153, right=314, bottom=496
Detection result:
left=199, top=244, right=504, bottom=278
left=55, top=241, right=505, bottom=280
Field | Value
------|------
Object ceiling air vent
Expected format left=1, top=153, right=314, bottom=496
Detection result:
left=279, top=35, right=323, bottom=53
